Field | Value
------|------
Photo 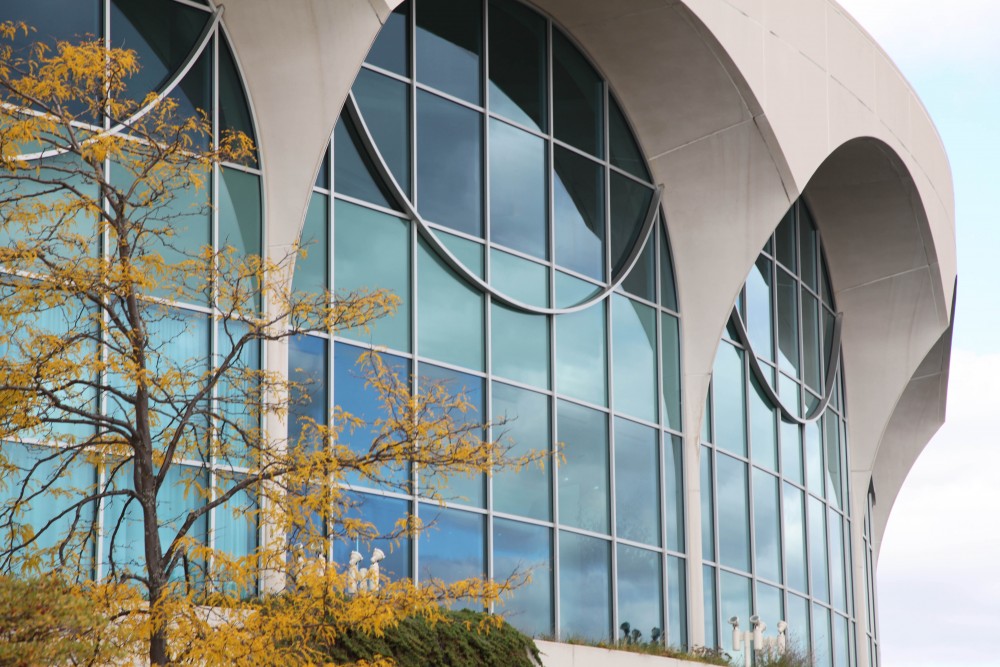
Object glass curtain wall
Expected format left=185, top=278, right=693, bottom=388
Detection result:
left=862, top=490, right=880, bottom=667
left=0, top=0, right=262, bottom=581
left=291, top=0, right=686, bottom=645
left=701, top=203, right=856, bottom=666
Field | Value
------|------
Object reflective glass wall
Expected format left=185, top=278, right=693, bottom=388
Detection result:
left=700, top=203, right=856, bottom=666
left=291, top=0, right=686, bottom=645
left=862, top=491, right=880, bottom=667
left=0, top=0, right=261, bottom=579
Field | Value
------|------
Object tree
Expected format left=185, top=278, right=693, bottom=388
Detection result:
left=0, top=23, right=531, bottom=665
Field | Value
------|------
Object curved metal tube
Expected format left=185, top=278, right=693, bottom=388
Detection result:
left=15, top=6, right=223, bottom=162
left=344, top=91, right=663, bottom=316
left=728, top=305, right=843, bottom=425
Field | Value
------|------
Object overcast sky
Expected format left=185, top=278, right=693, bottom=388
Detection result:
left=831, top=2, right=1000, bottom=665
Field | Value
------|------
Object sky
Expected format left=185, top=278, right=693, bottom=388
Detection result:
left=831, top=2, right=1000, bottom=666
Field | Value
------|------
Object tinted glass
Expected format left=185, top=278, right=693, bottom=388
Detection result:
left=219, top=36, right=258, bottom=164
left=418, top=505, right=484, bottom=588
left=756, top=581, right=784, bottom=639
left=491, top=305, right=549, bottom=389
left=667, top=556, right=688, bottom=648
left=491, top=249, right=548, bottom=307
left=661, top=313, right=682, bottom=432
left=783, top=482, right=808, bottom=594
left=719, top=571, right=752, bottom=656
left=809, top=496, right=830, bottom=603
left=292, top=193, right=328, bottom=297
left=492, top=383, right=550, bottom=520
left=622, top=232, right=655, bottom=301
left=488, top=0, right=546, bottom=131
left=617, top=545, right=662, bottom=641
left=777, top=267, right=800, bottom=375
left=559, top=531, right=610, bottom=640
left=753, top=469, right=782, bottom=584
left=610, top=173, right=653, bottom=276
left=780, top=418, right=803, bottom=484
left=713, top=342, right=746, bottom=456
left=417, top=238, right=484, bottom=371
left=802, top=291, right=822, bottom=392
left=334, top=116, right=394, bottom=209
left=659, top=227, right=679, bottom=312
left=288, top=334, right=327, bottom=449
left=493, top=519, right=552, bottom=635
left=612, top=296, right=657, bottom=423
left=805, top=420, right=824, bottom=497
left=746, top=256, right=773, bottom=362
left=552, top=29, right=603, bottom=157
left=354, top=69, right=411, bottom=195
left=665, top=434, right=685, bottom=553
left=717, top=454, right=750, bottom=572
left=825, top=414, right=843, bottom=509
left=555, top=301, right=607, bottom=406
left=614, top=418, right=660, bottom=546
left=335, top=200, right=411, bottom=351
left=415, top=0, right=481, bottom=103
left=365, top=3, right=409, bottom=76
left=749, top=372, right=777, bottom=470
left=417, top=91, right=482, bottom=236
left=218, top=168, right=261, bottom=259
left=489, top=119, right=547, bottom=258
left=703, top=565, right=718, bottom=648
left=553, top=147, right=604, bottom=280
left=701, top=447, right=715, bottom=561
left=813, top=603, right=833, bottom=667
left=775, top=207, right=796, bottom=271
left=829, top=508, right=847, bottom=612
left=800, top=206, right=819, bottom=291
left=332, top=491, right=410, bottom=580
left=787, top=593, right=811, bottom=650
left=609, top=95, right=648, bottom=179
left=557, top=401, right=609, bottom=534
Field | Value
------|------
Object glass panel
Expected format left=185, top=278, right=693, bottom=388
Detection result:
left=417, top=238, right=484, bottom=371
left=614, top=418, right=660, bottom=546
left=617, top=545, right=663, bottom=642
left=335, top=200, right=411, bottom=351
left=803, top=291, right=821, bottom=393
left=554, top=270, right=600, bottom=309
left=823, top=308, right=836, bottom=390
left=800, top=206, right=819, bottom=291
left=775, top=207, right=796, bottom=272
left=825, top=413, right=843, bottom=509
left=354, top=68, right=410, bottom=195
left=111, top=0, right=211, bottom=132
left=316, top=150, right=330, bottom=189
left=809, top=497, right=830, bottom=603
left=491, top=250, right=548, bottom=306
left=746, top=256, right=773, bottom=362
left=489, top=119, right=547, bottom=258
left=334, top=344, right=411, bottom=490
left=713, top=342, right=747, bottom=457
left=218, top=36, right=258, bottom=164
left=557, top=401, right=609, bottom=534
left=659, top=227, right=679, bottom=312
left=293, top=193, right=328, bottom=296
left=492, top=383, right=550, bottom=520
left=418, top=364, right=485, bottom=507
left=702, top=387, right=713, bottom=444
left=555, top=301, right=607, bottom=406
left=783, top=482, right=808, bottom=594
left=218, top=168, right=261, bottom=259
left=5, top=0, right=100, bottom=54
left=415, top=0, right=481, bottom=104
left=438, top=230, right=483, bottom=278
left=622, top=232, right=655, bottom=301
left=781, top=419, right=803, bottom=484
left=488, top=0, right=546, bottom=131
left=813, top=603, right=833, bottom=667
left=491, top=305, right=549, bottom=389
left=612, top=296, right=657, bottom=422
left=610, top=173, right=653, bottom=277
left=333, top=492, right=410, bottom=580
left=665, top=434, right=685, bottom=553
left=661, top=313, right=682, bottom=432
left=365, top=3, right=408, bottom=76
left=717, top=454, right=750, bottom=573
left=777, top=268, right=800, bottom=376
left=559, top=531, right=610, bottom=640
left=667, top=556, right=688, bottom=649
left=103, top=464, right=208, bottom=583
left=703, top=565, right=718, bottom=649
left=216, top=319, right=260, bottom=468
left=834, top=614, right=850, bottom=667
left=417, top=91, right=482, bottom=236
left=755, top=581, right=784, bottom=637
left=829, top=509, right=847, bottom=613
left=334, top=115, right=394, bottom=209
left=552, top=28, right=603, bottom=158
left=214, top=478, right=257, bottom=580
left=805, top=420, right=824, bottom=498
left=288, top=334, right=327, bottom=450
left=750, top=372, right=778, bottom=470
left=609, top=95, right=648, bottom=180
left=719, top=571, right=752, bottom=665
left=753, top=469, right=782, bottom=584
left=701, top=446, right=715, bottom=561
left=787, top=593, right=811, bottom=654
left=0, top=443, right=96, bottom=573
left=779, top=373, right=801, bottom=420
left=553, top=147, right=605, bottom=281
left=493, top=519, right=552, bottom=635
left=417, top=505, right=484, bottom=595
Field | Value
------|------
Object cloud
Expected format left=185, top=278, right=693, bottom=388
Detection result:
left=835, top=0, right=1000, bottom=73
left=877, top=348, right=1000, bottom=667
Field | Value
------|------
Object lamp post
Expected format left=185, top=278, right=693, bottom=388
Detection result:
left=728, top=615, right=788, bottom=665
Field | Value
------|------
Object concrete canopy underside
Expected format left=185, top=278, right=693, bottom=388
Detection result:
left=220, top=0, right=955, bottom=653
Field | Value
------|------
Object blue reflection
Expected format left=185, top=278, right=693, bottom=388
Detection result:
left=493, top=518, right=552, bottom=636
left=418, top=505, right=484, bottom=606
left=333, top=491, right=410, bottom=581
left=288, top=334, right=327, bottom=450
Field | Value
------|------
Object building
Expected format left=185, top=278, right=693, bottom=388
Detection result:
left=0, top=1, right=955, bottom=666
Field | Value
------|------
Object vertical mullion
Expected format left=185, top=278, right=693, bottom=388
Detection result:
left=481, top=0, right=494, bottom=609
left=408, top=0, right=420, bottom=585
left=208, top=23, right=220, bottom=569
